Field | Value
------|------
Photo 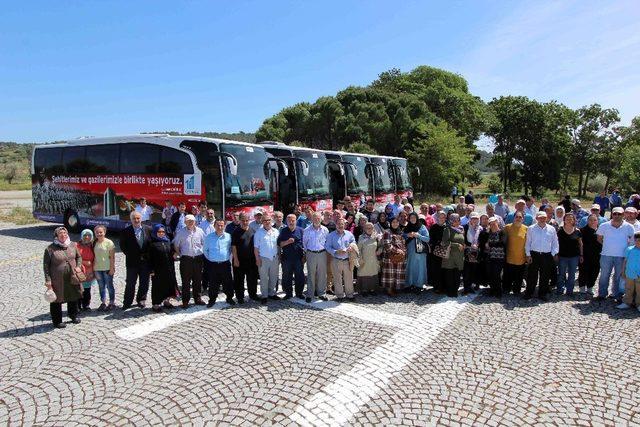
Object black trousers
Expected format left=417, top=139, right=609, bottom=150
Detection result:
left=443, top=268, right=461, bottom=297
left=525, top=252, right=554, bottom=297
left=124, top=263, right=151, bottom=307
left=180, top=255, right=203, bottom=304
left=50, top=301, right=79, bottom=325
left=81, top=288, right=91, bottom=309
left=502, top=263, right=525, bottom=295
left=427, top=253, right=442, bottom=290
left=208, top=261, right=234, bottom=301
left=487, top=259, right=504, bottom=296
left=463, top=261, right=481, bottom=292
left=201, top=259, right=210, bottom=292
left=234, top=261, right=258, bottom=298
left=579, top=256, right=600, bottom=289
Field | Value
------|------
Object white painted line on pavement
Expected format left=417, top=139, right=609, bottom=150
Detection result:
left=289, top=298, right=412, bottom=328
left=289, top=294, right=478, bottom=426
left=114, top=299, right=229, bottom=340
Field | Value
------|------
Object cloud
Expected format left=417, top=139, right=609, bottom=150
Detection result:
left=459, top=0, right=640, bottom=124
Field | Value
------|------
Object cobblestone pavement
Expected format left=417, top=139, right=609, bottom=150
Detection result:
left=1, top=223, right=639, bottom=426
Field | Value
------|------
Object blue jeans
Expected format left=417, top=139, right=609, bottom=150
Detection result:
left=281, top=255, right=305, bottom=297
left=598, top=255, right=625, bottom=298
left=95, top=270, right=115, bottom=304
left=557, top=256, right=579, bottom=294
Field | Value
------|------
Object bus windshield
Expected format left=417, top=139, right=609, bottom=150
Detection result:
left=220, top=144, right=270, bottom=206
left=393, top=159, right=411, bottom=190
left=342, top=154, right=370, bottom=194
left=372, top=158, right=394, bottom=193
left=295, top=150, right=330, bottom=199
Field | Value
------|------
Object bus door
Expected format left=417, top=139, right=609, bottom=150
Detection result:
left=327, top=159, right=346, bottom=205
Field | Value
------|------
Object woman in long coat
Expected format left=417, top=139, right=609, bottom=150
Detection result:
left=428, top=211, right=447, bottom=292
left=441, top=214, right=466, bottom=297
left=357, top=222, right=382, bottom=296
left=43, top=226, right=83, bottom=328
left=403, top=212, right=430, bottom=293
left=148, top=224, right=178, bottom=312
left=381, top=217, right=407, bottom=296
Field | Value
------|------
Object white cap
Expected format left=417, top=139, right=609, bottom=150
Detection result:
left=612, top=207, right=624, bottom=214
left=625, top=206, right=637, bottom=213
left=536, top=211, right=548, bottom=218
left=591, top=204, right=600, bottom=210
left=571, top=199, right=581, bottom=206
left=185, top=214, right=196, bottom=222
left=470, top=212, right=480, bottom=219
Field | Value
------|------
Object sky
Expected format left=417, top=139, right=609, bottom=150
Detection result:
left=1, top=0, right=639, bottom=144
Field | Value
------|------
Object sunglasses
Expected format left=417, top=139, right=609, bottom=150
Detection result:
left=613, top=213, right=623, bottom=216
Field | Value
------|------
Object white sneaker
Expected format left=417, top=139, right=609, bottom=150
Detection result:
left=579, top=286, right=586, bottom=293
left=616, top=303, right=630, bottom=309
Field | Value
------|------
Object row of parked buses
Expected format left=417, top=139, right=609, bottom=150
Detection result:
left=31, top=135, right=417, bottom=232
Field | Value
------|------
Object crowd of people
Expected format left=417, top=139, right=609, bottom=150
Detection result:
left=43, top=191, right=640, bottom=328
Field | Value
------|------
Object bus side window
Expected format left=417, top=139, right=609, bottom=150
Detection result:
left=34, top=147, right=64, bottom=175
left=63, top=146, right=88, bottom=173
left=85, top=144, right=119, bottom=173
left=159, top=147, right=194, bottom=174
left=119, top=143, right=159, bottom=174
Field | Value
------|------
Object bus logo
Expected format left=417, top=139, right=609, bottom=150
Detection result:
left=183, top=174, right=202, bottom=195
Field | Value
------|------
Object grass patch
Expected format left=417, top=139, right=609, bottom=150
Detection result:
left=0, top=207, right=38, bottom=225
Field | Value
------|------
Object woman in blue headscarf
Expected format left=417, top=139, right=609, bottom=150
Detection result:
left=148, top=224, right=178, bottom=312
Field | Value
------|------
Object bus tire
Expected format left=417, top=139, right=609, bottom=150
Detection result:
left=63, top=209, right=81, bottom=234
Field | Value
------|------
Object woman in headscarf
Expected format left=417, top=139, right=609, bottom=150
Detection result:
left=374, top=211, right=390, bottom=237
left=579, top=213, right=602, bottom=295
left=384, top=203, right=395, bottom=221
left=381, top=217, right=407, bottom=296
left=353, top=213, right=367, bottom=242
left=481, top=217, right=506, bottom=297
left=345, top=212, right=357, bottom=234
left=462, top=212, right=483, bottom=294
left=428, top=211, right=447, bottom=293
left=397, top=211, right=408, bottom=231
left=357, top=222, right=382, bottom=296
left=76, top=229, right=98, bottom=311
left=441, top=214, right=465, bottom=297
left=403, top=212, right=430, bottom=293
left=43, top=226, right=83, bottom=328
left=148, top=224, right=178, bottom=312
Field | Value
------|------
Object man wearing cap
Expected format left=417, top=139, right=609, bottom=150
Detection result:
left=594, top=191, right=610, bottom=216
left=577, top=204, right=606, bottom=228
left=571, top=199, right=589, bottom=224
left=523, top=211, right=559, bottom=301
left=505, top=200, right=534, bottom=226
left=254, top=213, right=281, bottom=304
left=595, top=207, right=636, bottom=301
left=249, top=210, right=263, bottom=232
left=624, top=207, right=640, bottom=233
left=173, top=214, right=206, bottom=308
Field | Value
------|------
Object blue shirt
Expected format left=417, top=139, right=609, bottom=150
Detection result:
left=325, top=230, right=355, bottom=259
left=277, top=226, right=305, bottom=259
left=594, top=196, right=610, bottom=211
left=624, top=245, right=640, bottom=279
left=505, top=212, right=534, bottom=226
left=203, top=232, right=231, bottom=262
left=390, top=203, right=403, bottom=218
left=578, top=215, right=606, bottom=229
left=296, top=215, right=311, bottom=229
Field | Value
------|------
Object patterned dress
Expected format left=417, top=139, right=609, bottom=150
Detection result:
left=381, top=231, right=406, bottom=290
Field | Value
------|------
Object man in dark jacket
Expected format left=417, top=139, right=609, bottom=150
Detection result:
left=169, top=202, right=187, bottom=239
left=120, top=211, right=152, bottom=309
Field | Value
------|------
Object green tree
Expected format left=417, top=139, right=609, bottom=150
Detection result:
left=613, top=116, right=640, bottom=192
left=344, top=142, right=377, bottom=155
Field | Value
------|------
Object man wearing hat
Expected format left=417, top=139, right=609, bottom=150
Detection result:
left=523, top=211, right=559, bottom=301
left=173, top=214, right=206, bottom=308
left=505, top=199, right=534, bottom=226
left=577, top=204, right=607, bottom=228
left=571, top=199, right=589, bottom=224
left=595, top=207, right=636, bottom=301
left=249, top=209, right=264, bottom=232
left=624, top=207, right=640, bottom=233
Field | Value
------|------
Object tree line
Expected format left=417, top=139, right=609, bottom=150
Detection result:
left=256, top=66, right=640, bottom=197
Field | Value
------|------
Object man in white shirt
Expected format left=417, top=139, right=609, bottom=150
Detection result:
left=173, top=214, right=206, bottom=308
left=624, top=207, right=640, bottom=233
left=523, top=211, right=559, bottom=301
left=524, top=197, right=537, bottom=218
left=135, top=197, right=153, bottom=222
left=595, top=207, right=636, bottom=301
left=254, top=214, right=280, bottom=304
left=303, top=212, right=330, bottom=303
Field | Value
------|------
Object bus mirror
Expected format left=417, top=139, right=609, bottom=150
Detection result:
left=301, top=161, right=309, bottom=176
left=227, top=157, right=238, bottom=176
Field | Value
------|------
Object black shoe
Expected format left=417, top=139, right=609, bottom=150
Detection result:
left=522, top=294, right=532, bottom=300
left=226, top=298, right=236, bottom=305
left=269, top=295, right=281, bottom=300
left=283, top=294, right=292, bottom=300
left=539, top=295, right=549, bottom=302
left=305, top=297, right=312, bottom=303
left=54, top=323, right=66, bottom=329
left=137, top=301, right=146, bottom=309
left=98, top=303, right=107, bottom=311
left=296, top=294, right=305, bottom=300
left=152, top=306, right=163, bottom=313
left=592, top=296, right=605, bottom=301
left=163, top=302, right=175, bottom=309
left=261, top=298, right=268, bottom=305
left=249, top=295, right=260, bottom=301
left=347, top=297, right=356, bottom=302
left=237, top=299, right=245, bottom=305
left=326, top=290, right=334, bottom=295
left=369, top=291, right=377, bottom=296
left=121, top=304, right=132, bottom=311
left=70, top=318, right=81, bottom=324
left=319, top=296, right=328, bottom=301
left=207, top=301, right=215, bottom=308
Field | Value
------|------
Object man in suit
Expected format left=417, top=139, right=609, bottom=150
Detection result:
left=169, top=202, right=187, bottom=238
left=120, top=211, right=152, bottom=310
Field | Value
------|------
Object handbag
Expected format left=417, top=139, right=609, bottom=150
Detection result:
left=432, top=243, right=451, bottom=259
left=44, top=289, right=57, bottom=303
left=415, top=238, right=428, bottom=254
left=390, top=250, right=405, bottom=264
left=66, top=248, right=87, bottom=286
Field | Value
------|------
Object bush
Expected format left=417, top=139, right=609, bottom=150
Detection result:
left=486, top=174, right=502, bottom=194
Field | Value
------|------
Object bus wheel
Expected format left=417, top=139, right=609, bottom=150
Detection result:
left=63, top=210, right=81, bottom=234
